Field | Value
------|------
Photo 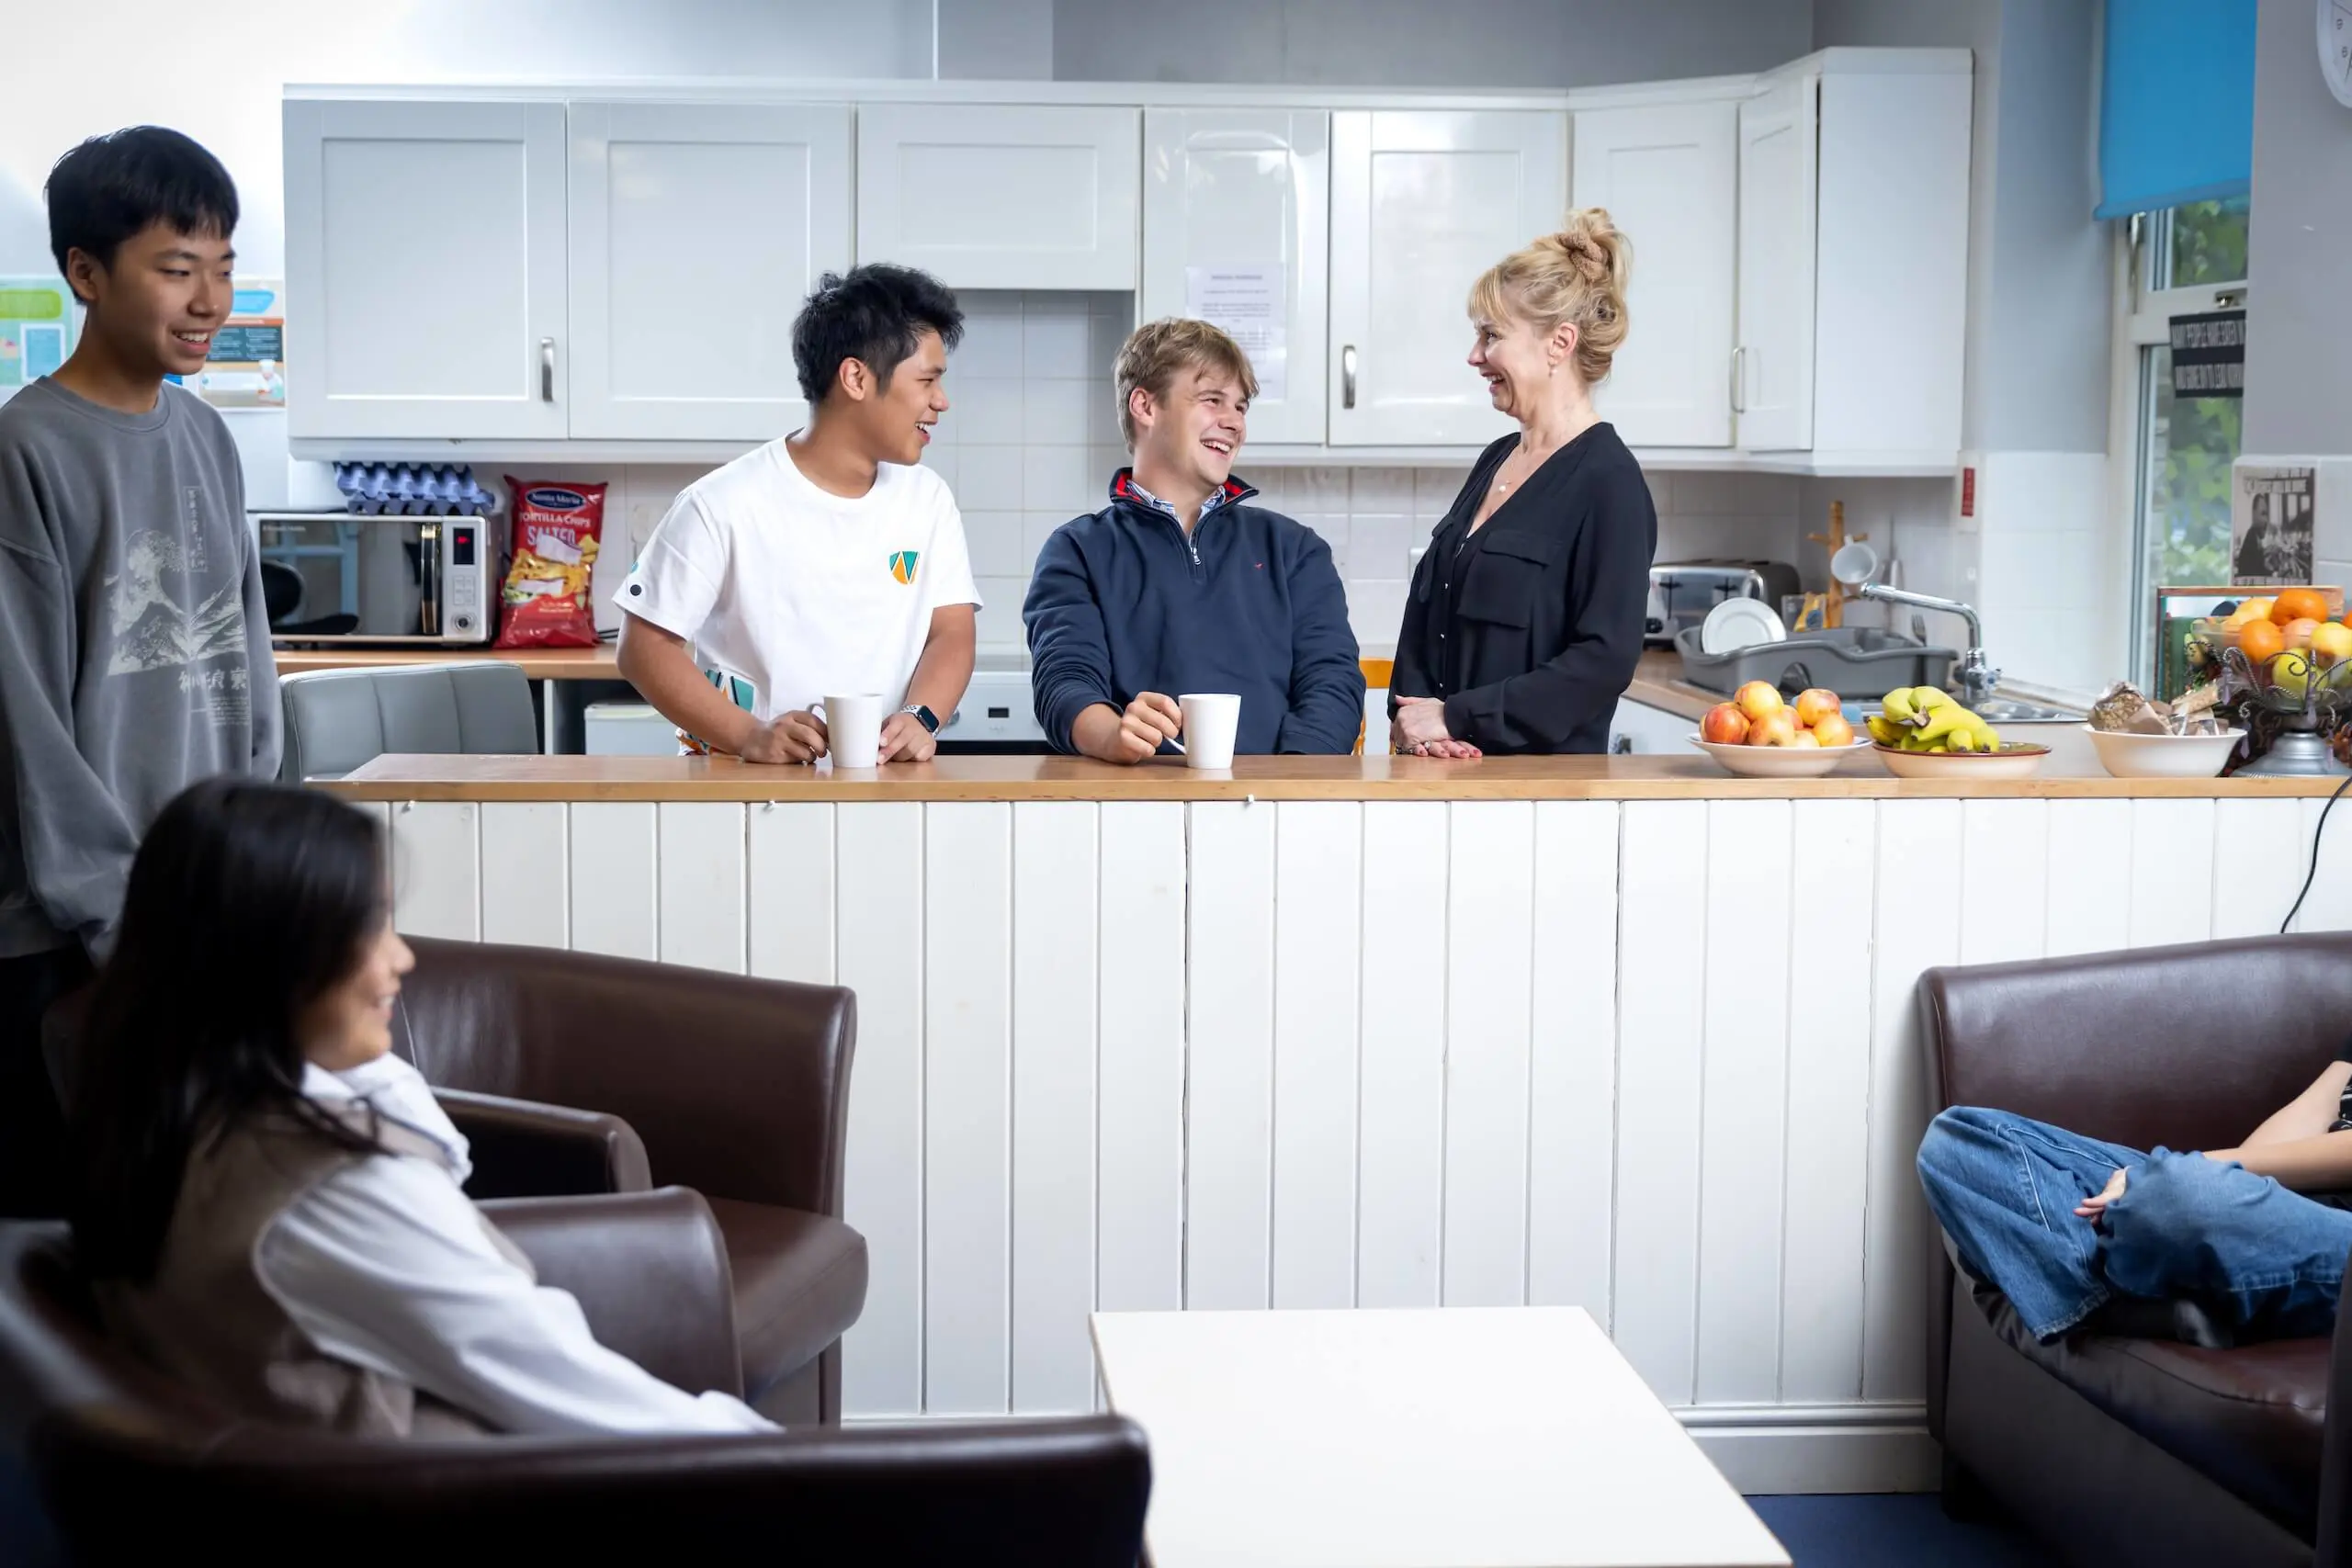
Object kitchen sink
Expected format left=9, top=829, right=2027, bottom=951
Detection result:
left=1846, top=697, right=2081, bottom=725
left=1972, top=699, right=2082, bottom=724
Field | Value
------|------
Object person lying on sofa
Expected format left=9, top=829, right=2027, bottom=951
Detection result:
left=68, top=777, right=777, bottom=1436
left=1917, top=1066, right=2352, bottom=1345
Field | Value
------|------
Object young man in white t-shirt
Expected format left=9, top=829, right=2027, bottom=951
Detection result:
left=615, top=265, right=978, bottom=763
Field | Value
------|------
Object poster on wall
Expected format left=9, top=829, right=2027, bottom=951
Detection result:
left=2231, top=464, right=2318, bottom=586
left=184, top=278, right=285, bottom=407
left=0, top=278, right=79, bottom=401
left=1184, top=265, right=1286, bottom=402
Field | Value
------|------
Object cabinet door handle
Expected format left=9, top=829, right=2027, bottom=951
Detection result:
left=1341, top=344, right=1358, bottom=410
left=1730, top=346, right=1747, bottom=413
left=540, top=337, right=557, bottom=403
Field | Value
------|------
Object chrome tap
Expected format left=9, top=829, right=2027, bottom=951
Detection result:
left=1856, top=583, right=2000, bottom=707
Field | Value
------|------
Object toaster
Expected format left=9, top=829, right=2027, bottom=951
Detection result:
left=1645, top=559, right=1800, bottom=645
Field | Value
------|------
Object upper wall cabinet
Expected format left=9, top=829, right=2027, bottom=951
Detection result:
left=858, top=105, right=1140, bottom=290
left=1734, top=74, right=1818, bottom=451
left=1805, top=62, right=1970, bottom=464
left=568, top=103, right=852, bottom=441
left=1571, top=99, right=1737, bottom=448
left=1734, top=55, right=1971, bottom=462
left=1329, top=111, right=1567, bottom=446
left=285, top=100, right=570, bottom=442
left=1141, top=109, right=1329, bottom=446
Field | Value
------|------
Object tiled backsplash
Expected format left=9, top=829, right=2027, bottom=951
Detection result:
left=563, top=288, right=1918, bottom=660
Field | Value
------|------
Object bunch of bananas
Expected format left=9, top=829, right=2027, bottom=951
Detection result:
left=1865, top=686, right=2004, bottom=754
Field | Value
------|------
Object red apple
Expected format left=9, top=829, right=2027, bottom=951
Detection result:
left=1734, top=681, right=1785, bottom=723
left=1700, top=703, right=1750, bottom=745
left=1811, top=713, right=1855, bottom=749
left=1747, top=710, right=1799, bottom=747
left=1794, top=687, right=1842, bottom=728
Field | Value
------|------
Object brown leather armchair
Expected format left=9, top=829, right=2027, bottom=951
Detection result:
left=1923, top=931, right=2352, bottom=1568
left=0, top=1198, right=1151, bottom=1563
left=389, top=938, right=868, bottom=1427
left=41, top=936, right=868, bottom=1427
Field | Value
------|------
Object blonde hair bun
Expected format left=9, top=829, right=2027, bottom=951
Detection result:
left=1468, top=206, right=1633, bottom=385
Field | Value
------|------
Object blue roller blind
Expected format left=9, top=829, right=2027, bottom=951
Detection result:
left=2098, top=0, right=2257, bottom=218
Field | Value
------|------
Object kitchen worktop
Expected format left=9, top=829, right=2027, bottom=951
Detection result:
left=324, top=748, right=2339, bottom=802
left=273, top=644, right=623, bottom=680
left=1626, top=649, right=1726, bottom=721
left=273, top=644, right=1400, bottom=689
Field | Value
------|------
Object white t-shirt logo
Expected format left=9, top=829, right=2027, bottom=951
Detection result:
left=888, top=549, right=920, bottom=586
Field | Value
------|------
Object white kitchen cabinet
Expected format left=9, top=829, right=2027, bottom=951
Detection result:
left=1328, top=111, right=1568, bottom=446
left=1570, top=100, right=1736, bottom=448
left=1610, top=696, right=1691, bottom=754
left=858, top=105, right=1140, bottom=291
left=1806, top=60, right=1970, bottom=465
left=1141, top=109, right=1329, bottom=446
left=1734, top=53, right=1972, bottom=463
left=285, top=99, right=570, bottom=442
left=1734, top=73, right=1817, bottom=452
left=567, top=103, right=852, bottom=442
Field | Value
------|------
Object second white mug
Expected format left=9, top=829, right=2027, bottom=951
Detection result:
left=1178, top=693, right=1242, bottom=769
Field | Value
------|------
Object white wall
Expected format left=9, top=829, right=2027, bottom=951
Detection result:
left=0, top=0, right=943, bottom=280
left=2244, top=0, right=2352, bottom=460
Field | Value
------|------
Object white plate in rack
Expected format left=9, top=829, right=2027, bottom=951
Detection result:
left=1699, top=597, right=1786, bottom=655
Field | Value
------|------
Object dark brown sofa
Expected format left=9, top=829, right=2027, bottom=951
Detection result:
left=0, top=1195, right=1151, bottom=1562
left=1922, top=931, right=2352, bottom=1567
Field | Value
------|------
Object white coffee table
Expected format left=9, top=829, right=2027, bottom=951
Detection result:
left=1090, top=1306, right=1790, bottom=1568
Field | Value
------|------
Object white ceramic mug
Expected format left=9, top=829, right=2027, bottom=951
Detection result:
left=1178, top=693, right=1242, bottom=770
left=819, top=693, right=886, bottom=768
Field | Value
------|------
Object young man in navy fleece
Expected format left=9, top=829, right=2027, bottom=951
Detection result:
left=1023, top=319, right=1363, bottom=761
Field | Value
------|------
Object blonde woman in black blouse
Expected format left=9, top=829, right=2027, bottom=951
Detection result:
left=1389, top=208, right=1657, bottom=757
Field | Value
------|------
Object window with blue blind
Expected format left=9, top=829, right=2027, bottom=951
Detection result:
left=2098, top=0, right=2258, bottom=219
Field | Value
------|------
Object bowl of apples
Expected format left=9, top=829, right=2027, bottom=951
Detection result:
left=1690, top=683, right=1872, bottom=778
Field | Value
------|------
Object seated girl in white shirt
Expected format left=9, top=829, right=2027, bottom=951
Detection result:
left=68, top=777, right=774, bottom=1437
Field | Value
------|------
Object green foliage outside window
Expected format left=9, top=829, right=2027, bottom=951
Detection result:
left=2165, top=197, right=2250, bottom=289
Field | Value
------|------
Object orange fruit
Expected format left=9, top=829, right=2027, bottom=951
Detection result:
left=2238, top=620, right=2285, bottom=663
left=2273, top=587, right=2327, bottom=626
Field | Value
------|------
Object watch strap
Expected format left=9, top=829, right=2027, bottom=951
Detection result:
left=903, top=703, right=940, bottom=735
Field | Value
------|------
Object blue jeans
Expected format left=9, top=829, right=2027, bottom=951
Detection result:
left=1916, top=1106, right=2352, bottom=1341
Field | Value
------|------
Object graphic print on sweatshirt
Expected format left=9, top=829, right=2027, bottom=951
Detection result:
left=104, top=486, right=252, bottom=728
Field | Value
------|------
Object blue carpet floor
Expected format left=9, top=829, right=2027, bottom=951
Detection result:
left=5, top=1463, right=2062, bottom=1566
left=1750, top=1494, right=2052, bottom=1566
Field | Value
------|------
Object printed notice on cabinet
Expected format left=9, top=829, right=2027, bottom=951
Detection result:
left=1185, top=265, right=1285, bottom=402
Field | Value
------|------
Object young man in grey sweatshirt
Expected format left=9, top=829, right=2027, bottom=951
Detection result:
left=0, top=127, right=280, bottom=1216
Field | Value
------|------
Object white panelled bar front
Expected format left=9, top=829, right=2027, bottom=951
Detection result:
left=371, top=790, right=2352, bottom=1491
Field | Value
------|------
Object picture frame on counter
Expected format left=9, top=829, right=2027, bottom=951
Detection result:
left=2152, top=586, right=2235, bottom=703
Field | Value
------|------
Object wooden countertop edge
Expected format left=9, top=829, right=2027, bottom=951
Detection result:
left=321, top=772, right=2349, bottom=803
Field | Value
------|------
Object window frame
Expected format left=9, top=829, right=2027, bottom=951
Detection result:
left=2109, top=209, right=2251, bottom=688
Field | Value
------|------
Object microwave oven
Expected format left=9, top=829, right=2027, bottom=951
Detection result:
left=254, top=512, right=496, bottom=645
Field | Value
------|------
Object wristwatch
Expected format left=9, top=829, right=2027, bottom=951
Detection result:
left=902, top=703, right=940, bottom=735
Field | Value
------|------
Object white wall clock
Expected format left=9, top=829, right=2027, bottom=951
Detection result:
left=2324, top=1, right=2352, bottom=108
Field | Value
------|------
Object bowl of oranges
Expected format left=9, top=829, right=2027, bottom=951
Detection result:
left=2207, top=587, right=2352, bottom=667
